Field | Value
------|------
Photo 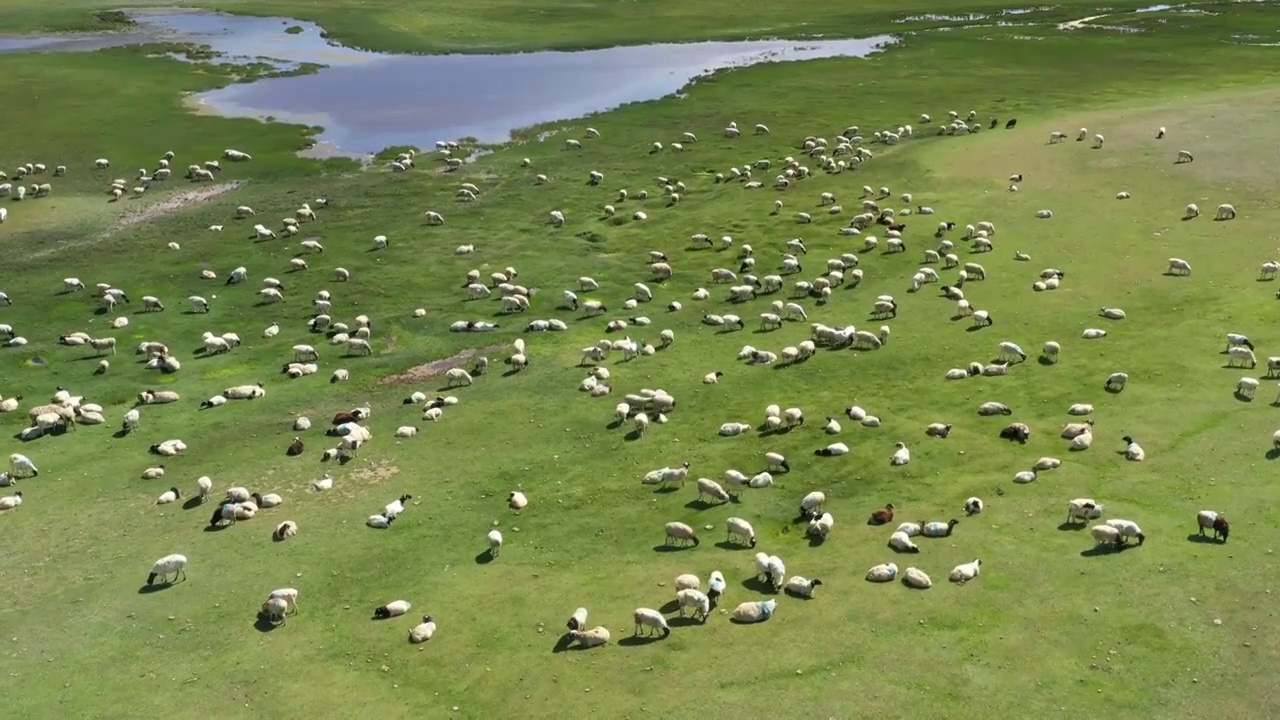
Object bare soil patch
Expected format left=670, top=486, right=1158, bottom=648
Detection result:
left=379, top=345, right=503, bottom=385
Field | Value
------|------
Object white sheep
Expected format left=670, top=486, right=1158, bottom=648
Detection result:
left=1216, top=203, right=1236, bottom=220
left=1166, top=258, right=1192, bottom=276
left=633, top=608, right=671, bottom=637
left=949, top=559, right=982, bottom=584
left=409, top=616, right=437, bottom=643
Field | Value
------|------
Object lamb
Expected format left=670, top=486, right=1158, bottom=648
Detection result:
left=949, top=559, right=982, bottom=584
left=1196, top=510, right=1229, bottom=542
left=633, top=608, right=671, bottom=637
left=1091, top=524, right=1122, bottom=548
left=664, top=521, right=699, bottom=547
left=1122, top=435, right=1145, bottom=461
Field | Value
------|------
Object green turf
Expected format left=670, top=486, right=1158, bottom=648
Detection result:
left=1, top=7, right=1280, bottom=720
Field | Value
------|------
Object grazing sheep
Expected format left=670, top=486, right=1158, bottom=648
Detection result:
left=1105, top=372, right=1128, bottom=391
left=1196, top=510, right=1229, bottom=542
left=633, top=608, right=671, bottom=637
left=1166, top=258, right=1192, bottom=275
left=725, top=517, right=756, bottom=547
left=145, top=553, right=188, bottom=585
left=1216, top=203, right=1236, bottom=220
left=1106, top=518, right=1146, bottom=546
left=664, top=521, right=699, bottom=547
left=486, top=529, right=503, bottom=557
left=1066, top=498, right=1105, bottom=524
left=1091, top=524, right=1122, bottom=548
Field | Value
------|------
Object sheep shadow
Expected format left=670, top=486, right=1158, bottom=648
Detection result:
left=653, top=486, right=680, bottom=495
left=551, top=634, right=588, bottom=653
left=203, top=522, right=232, bottom=533
left=964, top=325, right=985, bottom=333
left=253, top=614, right=283, bottom=633
left=784, top=588, right=817, bottom=600
left=1180, top=216, right=1196, bottom=222
left=1186, top=533, right=1226, bottom=544
left=624, top=429, right=643, bottom=442
left=668, top=616, right=704, bottom=628
left=1080, top=544, right=1127, bottom=557
left=1266, top=448, right=1280, bottom=461
left=714, top=540, right=751, bottom=551
left=741, top=576, right=773, bottom=593
left=684, top=498, right=728, bottom=510
left=658, top=599, right=681, bottom=614
left=606, top=419, right=626, bottom=430
left=651, top=543, right=694, bottom=553
left=806, top=534, right=826, bottom=547
left=1067, top=445, right=1089, bottom=453
left=1037, top=357, right=1056, bottom=367
left=181, top=496, right=204, bottom=511
left=1104, top=385, right=1124, bottom=394
left=137, top=582, right=175, bottom=594
left=617, top=635, right=663, bottom=647
left=1233, top=392, right=1255, bottom=403
left=501, top=368, right=523, bottom=378
left=112, top=429, right=129, bottom=439
left=474, top=550, right=495, bottom=565
left=1057, top=521, right=1088, bottom=531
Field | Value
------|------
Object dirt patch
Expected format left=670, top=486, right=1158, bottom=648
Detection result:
left=112, top=181, right=243, bottom=233
left=350, top=460, right=399, bottom=483
left=379, top=344, right=503, bottom=385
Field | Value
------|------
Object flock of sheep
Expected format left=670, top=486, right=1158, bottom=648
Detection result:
left=0, top=101, right=1247, bottom=652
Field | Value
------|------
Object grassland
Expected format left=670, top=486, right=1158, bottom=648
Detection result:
left=1, top=4, right=1280, bottom=719
left=0, top=0, right=1217, bottom=53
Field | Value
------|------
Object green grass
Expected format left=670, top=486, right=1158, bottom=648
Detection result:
left=0, top=0, right=1237, bottom=53
left=2, top=8, right=1280, bottom=720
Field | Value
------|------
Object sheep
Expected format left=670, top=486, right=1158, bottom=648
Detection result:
left=486, top=529, right=503, bottom=557
left=807, top=512, right=834, bottom=540
left=664, top=521, right=699, bottom=547
left=1105, top=372, right=1128, bottom=392
left=902, top=567, right=932, bottom=589
left=1122, top=435, right=1146, bottom=461
left=9, top=454, right=37, bottom=478
left=1000, top=422, right=1031, bottom=444
left=1106, top=518, right=1146, bottom=546
left=725, top=517, right=756, bottom=547
left=1176, top=149, right=1193, bottom=163
left=890, top=442, right=911, bottom=466
left=925, top=423, right=952, bottom=438
left=1185, top=203, right=1200, bottom=219
left=409, top=616, right=437, bottom=643
left=922, top=519, right=959, bottom=537
left=978, top=401, right=1012, bottom=416
left=728, top=601, right=777, bottom=626
left=1227, top=346, right=1257, bottom=368
left=445, top=368, right=473, bottom=387
left=224, top=384, right=266, bottom=400
left=1216, top=203, right=1236, bottom=220
left=1092, top=133, right=1104, bottom=149
left=633, top=608, right=671, bottom=637
left=1100, top=307, right=1126, bottom=320
left=763, top=452, right=790, bottom=473
left=949, top=559, right=982, bottom=584
left=1196, top=510, right=1229, bottom=542
left=1237, top=377, right=1260, bottom=399
left=1091, top=524, right=1122, bottom=547
left=676, top=589, right=711, bottom=621
left=156, top=486, right=181, bottom=504
left=1065, top=498, right=1105, bottom=524
left=784, top=576, right=823, bottom=598
left=1032, top=457, right=1062, bottom=471
left=145, top=554, right=188, bottom=585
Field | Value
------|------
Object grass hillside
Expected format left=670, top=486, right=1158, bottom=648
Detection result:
left=0, top=6, right=1279, bottom=719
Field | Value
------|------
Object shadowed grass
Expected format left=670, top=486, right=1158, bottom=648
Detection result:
left=0, top=11, right=1278, bottom=720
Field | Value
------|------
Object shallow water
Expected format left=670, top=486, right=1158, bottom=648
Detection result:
left=0, top=8, right=894, bottom=157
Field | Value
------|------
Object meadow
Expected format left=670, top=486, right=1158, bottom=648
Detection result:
left=1, top=3, right=1280, bottom=718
